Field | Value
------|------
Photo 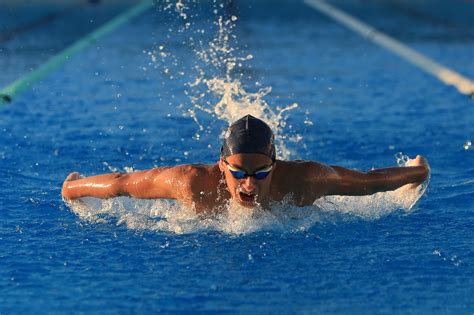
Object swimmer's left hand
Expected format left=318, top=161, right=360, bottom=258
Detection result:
left=400, top=155, right=430, bottom=191
left=405, top=155, right=429, bottom=169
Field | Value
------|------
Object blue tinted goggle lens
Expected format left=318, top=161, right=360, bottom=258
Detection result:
left=228, top=170, right=247, bottom=179
left=254, top=170, right=272, bottom=180
left=226, top=162, right=273, bottom=180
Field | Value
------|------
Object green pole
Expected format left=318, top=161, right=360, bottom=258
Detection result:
left=0, top=1, right=154, bottom=105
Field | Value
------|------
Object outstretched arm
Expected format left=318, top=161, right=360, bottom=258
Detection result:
left=316, top=155, right=430, bottom=196
left=61, top=166, right=193, bottom=201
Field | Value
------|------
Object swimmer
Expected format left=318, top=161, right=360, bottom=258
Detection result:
left=62, top=115, right=430, bottom=213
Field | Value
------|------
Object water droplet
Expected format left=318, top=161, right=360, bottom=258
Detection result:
left=395, top=152, right=409, bottom=166
left=463, top=140, right=472, bottom=150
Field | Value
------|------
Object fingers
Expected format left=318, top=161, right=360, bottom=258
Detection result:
left=404, top=158, right=418, bottom=167
left=416, top=155, right=429, bottom=167
left=406, top=155, right=428, bottom=167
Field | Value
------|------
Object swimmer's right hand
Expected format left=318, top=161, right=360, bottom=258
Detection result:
left=65, top=172, right=83, bottom=182
left=62, top=172, right=84, bottom=201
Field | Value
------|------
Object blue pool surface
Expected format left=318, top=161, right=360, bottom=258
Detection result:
left=1, top=0, right=473, bottom=313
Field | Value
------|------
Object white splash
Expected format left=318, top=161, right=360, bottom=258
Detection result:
left=68, top=197, right=326, bottom=235
left=146, top=1, right=304, bottom=160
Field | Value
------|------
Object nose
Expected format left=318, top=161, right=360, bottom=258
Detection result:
left=241, top=176, right=257, bottom=191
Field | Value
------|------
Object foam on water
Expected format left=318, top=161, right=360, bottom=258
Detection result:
left=69, top=197, right=323, bottom=235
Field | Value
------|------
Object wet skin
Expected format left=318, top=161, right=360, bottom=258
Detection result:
left=218, top=153, right=274, bottom=208
left=62, top=154, right=430, bottom=214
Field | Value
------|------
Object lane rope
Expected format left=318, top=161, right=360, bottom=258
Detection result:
left=304, top=0, right=474, bottom=97
left=0, top=1, right=154, bottom=105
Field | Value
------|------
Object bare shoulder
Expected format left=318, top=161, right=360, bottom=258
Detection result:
left=170, top=163, right=220, bottom=192
left=172, top=163, right=222, bottom=211
left=273, top=160, right=334, bottom=200
left=272, top=160, right=336, bottom=203
left=274, top=160, right=335, bottom=179
left=172, top=163, right=219, bottom=179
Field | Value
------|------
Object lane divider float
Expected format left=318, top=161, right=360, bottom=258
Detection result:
left=0, top=1, right=154, bottom=105
left=304, top=0, right=474, bottom=98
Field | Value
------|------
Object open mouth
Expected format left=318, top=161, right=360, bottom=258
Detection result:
left=238, top=191, right=256, bottom=205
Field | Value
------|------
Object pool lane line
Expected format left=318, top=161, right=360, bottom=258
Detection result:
left=304, top=0, right=474, bottom=98
left=0, top=1, right=154, bottom=106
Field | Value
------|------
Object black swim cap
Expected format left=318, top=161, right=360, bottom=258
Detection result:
left=221, top=115, right=276, bottom=161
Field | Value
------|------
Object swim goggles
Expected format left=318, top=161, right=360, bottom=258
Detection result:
left=223, top=159, right=273, bottom=180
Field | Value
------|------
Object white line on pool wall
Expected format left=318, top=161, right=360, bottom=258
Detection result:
left=304, top=0, right=474, bottom=97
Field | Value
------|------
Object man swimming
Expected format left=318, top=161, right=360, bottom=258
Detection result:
left=62, top=115, right=430, bottom=213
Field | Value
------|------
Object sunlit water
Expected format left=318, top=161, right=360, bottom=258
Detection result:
left=1, top=0, right=473, bottom=313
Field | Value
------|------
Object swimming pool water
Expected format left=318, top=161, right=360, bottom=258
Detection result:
left=1, top=0, right=473, bottom=313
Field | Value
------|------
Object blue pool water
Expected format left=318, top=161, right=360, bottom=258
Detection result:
left=1, top=0, right=473, bottom=313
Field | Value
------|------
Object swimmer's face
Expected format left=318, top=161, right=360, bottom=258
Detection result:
left=219, top=153, right=274, bottom=208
